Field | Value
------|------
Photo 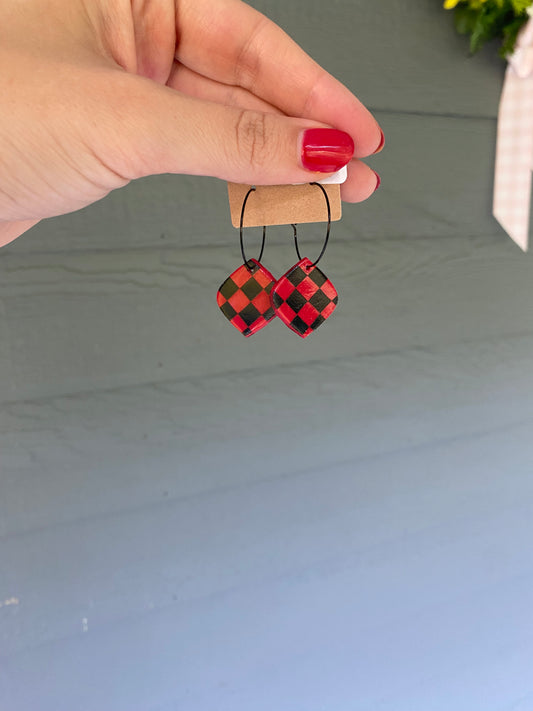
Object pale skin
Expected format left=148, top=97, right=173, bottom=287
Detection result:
left=0, top=0, right=383, bottom=248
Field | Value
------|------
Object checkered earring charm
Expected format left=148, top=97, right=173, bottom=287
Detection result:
left=271, top=183, right=339, bottom=338
left=217, top=187, right=277, bottom=337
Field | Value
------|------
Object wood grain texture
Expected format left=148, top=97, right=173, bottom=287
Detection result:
left=0, top=232, right=531, bottom=403
left=2, top=333, right=533, bottom=539
left=1, top=336, right=533, bottom=708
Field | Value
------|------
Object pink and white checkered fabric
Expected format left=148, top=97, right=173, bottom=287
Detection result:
left=493, top=19, right=533, bottom=252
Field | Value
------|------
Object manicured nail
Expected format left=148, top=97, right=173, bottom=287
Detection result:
left=374, top=171, right=381, bottom=192
left=373, top=129, right=385, bottom=154
left=301, top=128, right=354, bottom=173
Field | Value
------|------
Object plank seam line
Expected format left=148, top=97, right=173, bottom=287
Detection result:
left=371, top=107, right=499, bottom=122
left=0, top=232, right=506, bottom=260
left=2, top=408, right=533, bottom=545
left=2, top=327, right=533, bottom=409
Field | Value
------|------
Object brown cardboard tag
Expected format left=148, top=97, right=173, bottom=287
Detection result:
left=228, top=183, right=341, bottom=228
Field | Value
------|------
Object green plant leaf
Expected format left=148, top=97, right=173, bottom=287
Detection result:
left=450, top=0, right=532, bottom=57
left=469, top=7, right=498, bottom=53
left=454, top=5, right=478, bottom=35
left=500, top=15, right=529, bottom=56
left=510, top=0, right=532, bottom=13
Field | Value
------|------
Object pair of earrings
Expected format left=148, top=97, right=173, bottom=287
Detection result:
left=217, top=183, right=339, bottom=339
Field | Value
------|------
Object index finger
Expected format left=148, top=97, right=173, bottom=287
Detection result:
left=176, top=0, right=382, bottom=157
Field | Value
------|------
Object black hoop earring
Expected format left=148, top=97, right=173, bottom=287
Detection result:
left=271, top=183, right=339, bottom=339
left=216, top=187, right=277, bottom=337
left=240, top=186, right=266, bottom=270
left=292, top=182, right=331, bottom=268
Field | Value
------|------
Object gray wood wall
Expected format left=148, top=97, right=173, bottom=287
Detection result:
left=1, top=2, right=533, bottom=710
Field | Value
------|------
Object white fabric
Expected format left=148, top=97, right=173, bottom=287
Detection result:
left=493, top=19, right=533, bottom=251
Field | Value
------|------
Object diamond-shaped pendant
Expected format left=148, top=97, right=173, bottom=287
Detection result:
left=271, top=257, right=338, bottom=338
left=217, top=259, right=277, bottom=337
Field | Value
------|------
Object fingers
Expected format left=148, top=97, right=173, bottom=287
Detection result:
left=166, top=62, right=381, bottom=203
left=0, top=220, right=39, bottom=248
left=103, top=73, right=368, bottom=190
left=167, top=62, right=284, bottom=115
left=176, top=0, right=382, bottom=157
left=342, top=161, right=380, bottom=203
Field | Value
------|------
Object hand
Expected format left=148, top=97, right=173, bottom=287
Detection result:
left=0, top=0, right=383, bottom=247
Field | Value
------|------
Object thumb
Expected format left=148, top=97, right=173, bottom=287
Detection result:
left=109, top=75, right=354, bottom=185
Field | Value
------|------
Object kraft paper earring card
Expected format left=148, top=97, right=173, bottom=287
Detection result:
left=227, top=167, right=346, bottom=228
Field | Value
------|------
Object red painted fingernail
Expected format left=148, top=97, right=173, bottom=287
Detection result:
left=373, top=129, right=385, bottom=154
left=374, top=172, right=381, bottom=192
left=301, top=128, right=354, bottom=172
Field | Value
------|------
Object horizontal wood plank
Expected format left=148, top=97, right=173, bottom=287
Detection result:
left=2, top=331, right=533, bottom=538
left=1, top=337, right=533, bottom=707
left=0, top=230, right=531, bottom=403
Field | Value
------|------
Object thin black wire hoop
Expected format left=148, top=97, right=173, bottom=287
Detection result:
left=240, top=186, right=266, bottom=269
left=292, top=182, right=331, bottom=268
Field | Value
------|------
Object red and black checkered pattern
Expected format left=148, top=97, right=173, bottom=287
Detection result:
left=271, top=257, right=338, bottom=338
left=217, top=259, right=276, bottom=337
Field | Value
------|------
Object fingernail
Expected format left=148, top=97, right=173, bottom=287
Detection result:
left=374, top=171, right=381, bottom=192
left=301, top=128, right=354, bottom=173
left=373, top=129, right=385, bottom=154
